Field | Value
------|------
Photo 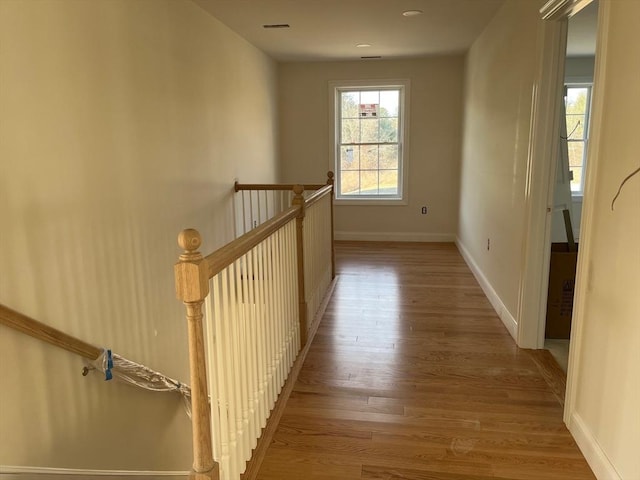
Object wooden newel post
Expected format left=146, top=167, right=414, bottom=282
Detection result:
left=292, top=185, right=309, bottom=346
left=174, top=229, right=219, bottom=480
left=327, top=171, right=336, bottom=279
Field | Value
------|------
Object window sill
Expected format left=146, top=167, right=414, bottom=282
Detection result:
left=335, top=198, right=408, bottom=206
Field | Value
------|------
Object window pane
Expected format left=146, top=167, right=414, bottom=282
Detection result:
left=566, top=88, right=588, bottom=115
left=361, top=118, right=379, bottom=143
left=342, top=118, right=360, bottom=144
left=380, top=90, right=399, bottom=117
left=341, top=92, right=359, bottom=118
left=379, top=145, right=399, bottom=169
left=380, top=170, right=398, bottom=195
left=361, top=145, right=378, bottom=170
left=334, top=84, right=406, bottom=201
left=379, top=117, right=398, bottom=142
left=341, top=146, right=359, bottom=171
left=567, top=141, right=584, bottom=168
left=570, top=166, right=583, bottom=192
left=360, top=91, right=379, bottom=105
left=341, top=170, right=360, bottom=196
left=566, top=114, right=585, bottom=139
left=360, top=170, right=379, bottom=195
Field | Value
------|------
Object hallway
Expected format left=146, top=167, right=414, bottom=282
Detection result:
left=255, top=242, right=595, bottom=479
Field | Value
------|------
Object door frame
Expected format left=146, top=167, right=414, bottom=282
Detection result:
left=516, top=0, right=609, bottom=423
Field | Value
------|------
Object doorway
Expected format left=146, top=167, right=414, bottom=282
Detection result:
left=544, top=1, right=599, bottom=372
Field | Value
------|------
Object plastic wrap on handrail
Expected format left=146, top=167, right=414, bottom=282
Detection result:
left=85, top=349, right=193, bottom=416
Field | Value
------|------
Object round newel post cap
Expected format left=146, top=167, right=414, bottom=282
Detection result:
left=327, top=171, right=335, bottom=182
left=293, top=184, right=304, bottom=196
left=178, top=229, right=202, bottom=252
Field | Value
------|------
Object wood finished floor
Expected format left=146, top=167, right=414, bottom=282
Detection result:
left=255, top=242, right=594, bottom=480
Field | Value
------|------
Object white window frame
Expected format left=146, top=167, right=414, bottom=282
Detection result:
left=565, top=83, right=592, bottom=198
left=329, top=79, right=410, bottom=205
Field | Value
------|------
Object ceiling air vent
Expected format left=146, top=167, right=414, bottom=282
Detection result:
left=263, top=24, right=290, bottom=29
left=361, top=56, right=382, bottom=60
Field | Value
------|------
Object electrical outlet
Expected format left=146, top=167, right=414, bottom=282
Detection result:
left=487, top=238, right=490, bottom=251
left=421, top=206, right=428, bottom=214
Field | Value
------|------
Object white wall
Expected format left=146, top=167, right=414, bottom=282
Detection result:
left=457, top=0, right=543, bottom=334
left=568, top=1, right=640, bottom=477
left=565, top=55, right=596, bottom=83
left=0, top=0, right=278, bottom=471
left=459, top=0, right=639, bottom=476
left=278, top=58, right=464, bottom=242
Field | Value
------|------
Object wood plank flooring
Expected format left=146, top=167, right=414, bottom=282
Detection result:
left=255, top=242, right=594, bottom=480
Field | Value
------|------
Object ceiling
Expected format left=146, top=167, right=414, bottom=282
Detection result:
left=194, top=0, right=505, bottom=62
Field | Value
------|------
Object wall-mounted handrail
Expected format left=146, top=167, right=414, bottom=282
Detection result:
left=0, top=302, right=192, bottom=414
left=0, top=303, right=102, bottom=360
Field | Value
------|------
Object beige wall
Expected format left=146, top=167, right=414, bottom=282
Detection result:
left=565, top=55, right=596, bottom=83
left=570, top=1, right=640, bottom=477
left=458, top=0, right=543, bottom=321
left=0, top=0, right=278, bottom=471
left=278, top=58, right=464, bottom=241
left=459, top=0, right=639, bottom=476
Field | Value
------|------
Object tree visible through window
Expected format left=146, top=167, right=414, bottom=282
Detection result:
left=565, top=85, right=592, bottom=194
left=334, top=84, right=406, bottom=200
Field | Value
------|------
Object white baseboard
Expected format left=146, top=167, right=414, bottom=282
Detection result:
left=455, top=238, right=518, bottom=340
left=567, top=412, right=622, bottom=480
left=335, top=231, right=456, bottom=242
left=0, top=466, right=189, bottom=477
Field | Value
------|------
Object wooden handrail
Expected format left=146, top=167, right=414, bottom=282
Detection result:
left=205, top=205, right=300, bottom=278
left=304, top=184, right=333, bottom=209
left=234, top=182, right=325, bottom=192
left=0, top=303, right=102, bottom=360
left=175, top=174, right=335, bottom=478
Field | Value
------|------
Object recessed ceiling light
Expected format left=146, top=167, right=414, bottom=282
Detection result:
left=402, top=10, right=424, bottom=17
left=356, top=43, right=372, bottom=48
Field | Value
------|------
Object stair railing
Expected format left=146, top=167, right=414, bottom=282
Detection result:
left=175, top=175, right=334, bottom=480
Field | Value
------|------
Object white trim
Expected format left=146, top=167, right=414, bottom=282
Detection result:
left=456, top=238, right=518, bottom=340
left=0, top=466, right=189, bottom=476
left=335, top=231, right=454, bottom=242
left=334, top=198, right=408, bottom=207
left=564, top=0, right=609, bottom=426
left=567, top=412, right=622, bottom=480
left=516, top=13, right=569, bottom=350
left=328, top=79, right=411, bottom=203
left=541, top=0, right=592, bottom=20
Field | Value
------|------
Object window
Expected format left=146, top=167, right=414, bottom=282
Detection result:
left=331, top=80, right=409, bottom=202
left=564, top=85, right=592, bottom=195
